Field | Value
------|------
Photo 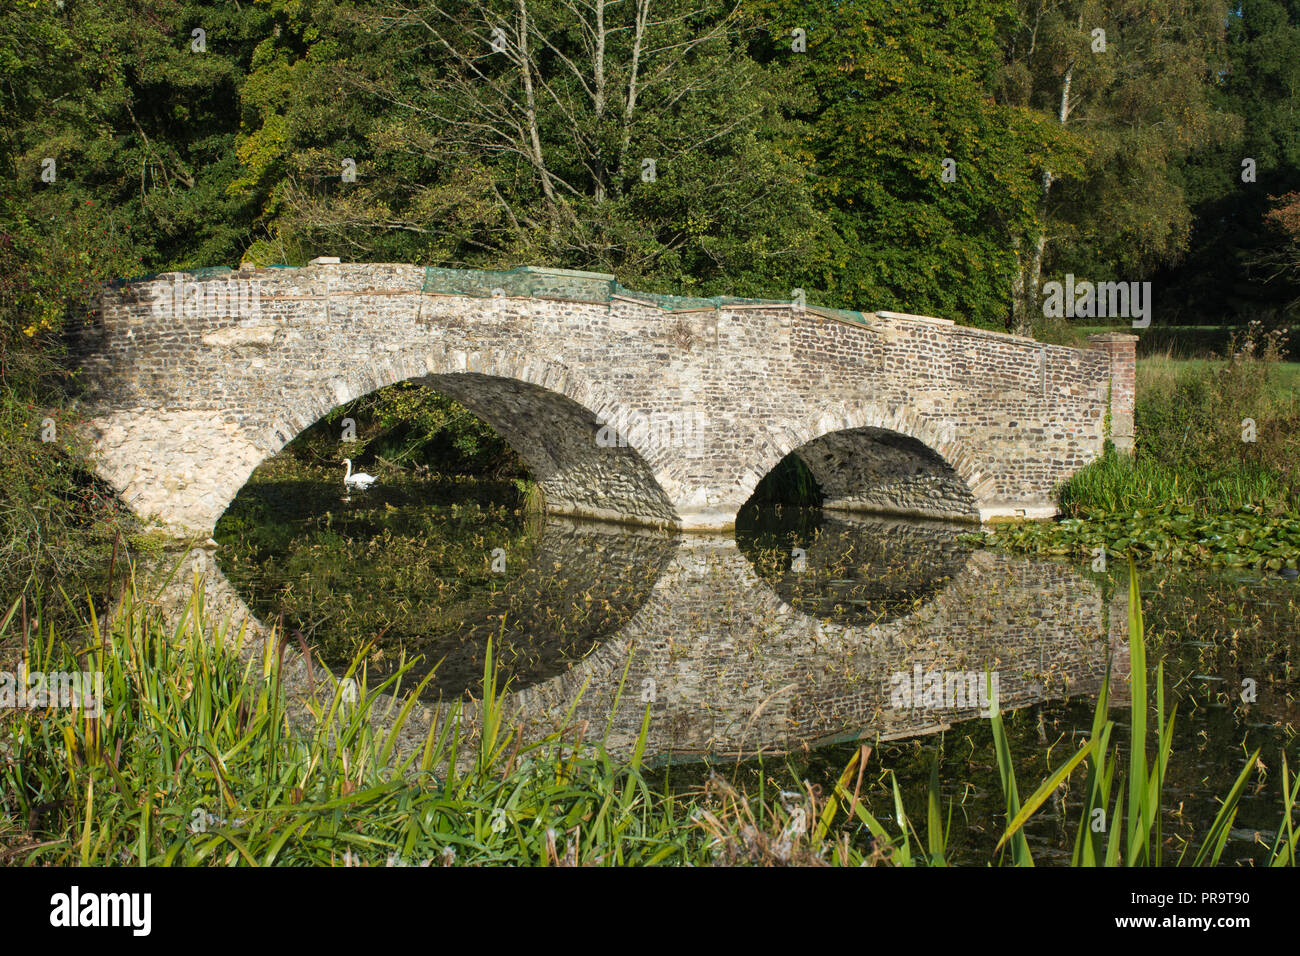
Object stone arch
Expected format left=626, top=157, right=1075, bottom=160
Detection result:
left=91, top=349, right=685, bottom=537
left=728, top=403, right=992, bottom=523
left=265, top=348, right=682, bottom=528
left=271, top=350, right=686, bottom=526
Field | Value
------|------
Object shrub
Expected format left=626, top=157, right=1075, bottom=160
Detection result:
left=1136, top=323, right=1297, bottom=486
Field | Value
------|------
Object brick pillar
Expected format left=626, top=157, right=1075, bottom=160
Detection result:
left=1088, top=333, right=1137, bottom=453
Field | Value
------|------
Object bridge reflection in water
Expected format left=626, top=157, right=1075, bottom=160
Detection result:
left=144, top=510, right=1128, bottom=763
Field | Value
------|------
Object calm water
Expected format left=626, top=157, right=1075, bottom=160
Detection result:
left=214, top=461, right=1300, bottom=864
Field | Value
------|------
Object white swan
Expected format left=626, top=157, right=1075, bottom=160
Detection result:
left=343, top=458, right=377, bottom=492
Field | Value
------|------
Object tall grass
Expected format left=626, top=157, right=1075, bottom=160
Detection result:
left=1056, top=325, right=1300, bottom=520
left=1059, top=449, right=1292, bottom=517
left=2, top=562, right=1296, bottom=866
left=0, top=572, right=702, bottom=866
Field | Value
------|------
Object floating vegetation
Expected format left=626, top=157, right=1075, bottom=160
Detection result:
left=974, top=502, right=1300, bottom=571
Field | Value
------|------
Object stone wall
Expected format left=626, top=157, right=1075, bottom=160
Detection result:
left=73, top=263, right=1129, bottom=534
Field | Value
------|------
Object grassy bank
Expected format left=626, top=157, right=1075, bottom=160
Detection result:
left=983, top=325, right=1300, bottom=568
left=2, top=563, right=1297, bottom=866
left=1138, top=355, right=1300, bottom=402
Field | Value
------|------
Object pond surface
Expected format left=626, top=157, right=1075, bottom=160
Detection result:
left=215, top=461, right=1300, bottom=864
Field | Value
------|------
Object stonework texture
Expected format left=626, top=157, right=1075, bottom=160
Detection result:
left=73, top=263, right=1135, bottom=534
left=130, top=516, right=1123, bottom=762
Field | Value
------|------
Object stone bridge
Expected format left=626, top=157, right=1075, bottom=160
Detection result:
left=73, top=261, right=1136, bottom=536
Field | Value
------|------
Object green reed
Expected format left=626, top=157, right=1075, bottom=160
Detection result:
left=823, top=561, right=1300, bottom=866
left=0, top=566, right=705, bottom=866
left=1060, top=450, right=1292, bottom=518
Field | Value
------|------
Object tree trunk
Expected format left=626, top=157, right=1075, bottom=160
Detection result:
left=1015, top=60, right=1072, bottom=335
left=515, top=0, right=562, bottom=243
left=593, top=0, right=608, bottom=202
left=616, top=0, right=649, bottom=181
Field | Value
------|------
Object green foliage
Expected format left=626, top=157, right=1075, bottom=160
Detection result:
left=0, top=0, right=267, bottom=274
left=760, top=0, right=1077, bottom=327
left=230, top=0, right=832, bottom=298
left=265, top=381, right=524, bottom=478
left=0, top=0, right=1287, bottom=352
left=332, top=383, right=520, bottom=475
left=0, top=176, right=144, bottom=611
left=1158, top=0, right=1300, bottom=323
left=1061, top=450, right=1296, bottom=517
left=999, top=0, right=1238, bottom=329
left=0, top=0, right=266, bottom=605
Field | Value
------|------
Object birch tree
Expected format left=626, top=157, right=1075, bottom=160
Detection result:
left=998, top=0, right=1236, bottom=332
left=249, top=0, right=827, bottom=293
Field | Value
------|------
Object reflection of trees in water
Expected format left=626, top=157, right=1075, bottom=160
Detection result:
left=216, top=470, right=534, bottom=672
left=736, top=507, right=972, bottom=626
left=206, top=473, right=1125, bottom=765
left=216, top=467, right=676, bottom=700
left=411, top=519, right=677, bottom=698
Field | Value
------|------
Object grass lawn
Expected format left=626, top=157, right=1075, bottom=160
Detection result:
left=1058, top=322, right=1298, bottom=398
left=1138, top=356, right=1300, bottom=401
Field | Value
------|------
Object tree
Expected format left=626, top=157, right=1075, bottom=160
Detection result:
left=234, top=0, right=830, bottom=297
left=1261, top=190, right=1300, bottom=311
left=757, top=0, right=1075, bottom=328
left=0, top=0, right=268, bottom=599
left=1158, top=0, right=1300, bottom=324
left=998, top=0, right=1236, bottom=330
